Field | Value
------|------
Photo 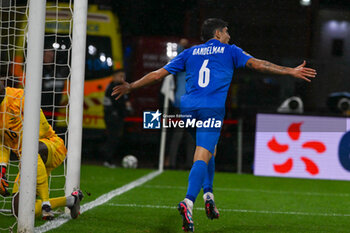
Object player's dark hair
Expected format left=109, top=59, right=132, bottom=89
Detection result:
left=201, top=18, right=228, bottom=42
left=111, top=69, right=125, bottom=75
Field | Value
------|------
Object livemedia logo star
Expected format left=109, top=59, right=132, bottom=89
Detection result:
left=143, top=110, right=162, bottom=129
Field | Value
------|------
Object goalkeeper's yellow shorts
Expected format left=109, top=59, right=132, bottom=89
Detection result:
left=12, top=136, right=66, bottom=194
left=40, top=136, right=67, bottom=175
left=12, top=154, right=47, bottom=195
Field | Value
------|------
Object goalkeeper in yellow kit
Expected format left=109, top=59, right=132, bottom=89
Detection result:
left=0, top=82, right=83, bottom=220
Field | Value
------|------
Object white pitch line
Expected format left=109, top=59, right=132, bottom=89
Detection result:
left=0, top=208, right=11, bottom=213
left=34, top=170, right=162, bottom=233
left=107, top=203, right=350, bottom=217
left=142, top=185, right=350, bottom=197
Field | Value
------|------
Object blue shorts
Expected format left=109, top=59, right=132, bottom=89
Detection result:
left=181, top=108, right=224, bottom=154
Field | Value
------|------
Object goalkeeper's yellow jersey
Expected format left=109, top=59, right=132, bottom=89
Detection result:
left=0, top=87, right=57, bottom=162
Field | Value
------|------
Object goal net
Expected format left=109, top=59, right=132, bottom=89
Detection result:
left=0, top=0, right=73, bottom=231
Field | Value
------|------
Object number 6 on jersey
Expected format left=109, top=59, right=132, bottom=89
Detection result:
left=198, top=59, right=210, bottom=87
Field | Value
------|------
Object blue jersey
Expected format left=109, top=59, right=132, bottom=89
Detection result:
left=163, top=39, right=252, bottom=110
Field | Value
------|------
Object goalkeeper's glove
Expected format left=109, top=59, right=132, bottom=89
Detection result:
left=0, top=177, right=9, bottom=196
left=0, top=166, right=9, bottom=197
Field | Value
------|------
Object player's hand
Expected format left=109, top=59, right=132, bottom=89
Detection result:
left=290, top=60, right=317, bottom=82
left=111, top=80, right=131, bottom=101
left=0, top=177, right=10, bottom=197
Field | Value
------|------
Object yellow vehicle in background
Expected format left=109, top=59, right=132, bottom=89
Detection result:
left=59, top=4, right=123, bottom=129
left=14, top=4, right=123, bottom=129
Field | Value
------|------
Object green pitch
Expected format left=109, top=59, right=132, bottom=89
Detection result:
left=2, top=166, right=350, bottom=232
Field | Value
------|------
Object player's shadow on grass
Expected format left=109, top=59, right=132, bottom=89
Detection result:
left=156, top=215, right=180, bottom=233
left=154, top=226, right=178, bottom=233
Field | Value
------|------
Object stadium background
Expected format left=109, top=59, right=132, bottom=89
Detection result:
left=2, top=1, right=350, bottom=232
left=80, top=0, right=350, bottom=172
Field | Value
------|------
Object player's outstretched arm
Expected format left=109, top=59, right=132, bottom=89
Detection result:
left=112, top=68, right=170, bottom=100
left=246, top=58, right=317, bottom=82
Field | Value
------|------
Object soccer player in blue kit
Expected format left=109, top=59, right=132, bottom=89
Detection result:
left=112, top=18, right=316, bottom=232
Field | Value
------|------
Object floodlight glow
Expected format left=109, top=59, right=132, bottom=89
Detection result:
left=88, top=45, right=97, bottom=55
left=106, top=57, right=113, bottom=67
left=166, top=42, right=178, bottom=59
left=326, top=20, right=349, bottom=32
left=339, top=21, right=348, bottom=30
left=52, top=42, right=60, bottom=49
left=300, top=0, right=311, bottom=6
left=328, top=20, right=338, bottom=30
left=99, top=53, right=106, bottom=62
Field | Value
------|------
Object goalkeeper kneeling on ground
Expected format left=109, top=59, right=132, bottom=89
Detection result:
left=0, top=81, right=83, bottom=220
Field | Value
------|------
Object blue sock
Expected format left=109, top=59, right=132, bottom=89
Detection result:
left=203, top=156, right=215, bottom=194
left=185, top=160, right=208, bottom=203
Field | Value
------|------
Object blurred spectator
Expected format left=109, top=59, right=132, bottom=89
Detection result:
left=166, top=39, right=195, bottom=169
left=41, top=49, right=68, bottom=114
left=103, top=69, right=132, bottom=168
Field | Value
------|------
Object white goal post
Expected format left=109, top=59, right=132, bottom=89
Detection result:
left=17, top=0, right=47, bottom=231
left=17, top=0, right=88, bottom=232
left=65, top=0, right=88, bottom=200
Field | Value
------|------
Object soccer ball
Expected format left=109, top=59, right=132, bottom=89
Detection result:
left=122, top=155, right=138, bottom=168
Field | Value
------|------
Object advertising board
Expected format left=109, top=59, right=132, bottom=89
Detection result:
left=254, top=114, right=350, bottom=180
